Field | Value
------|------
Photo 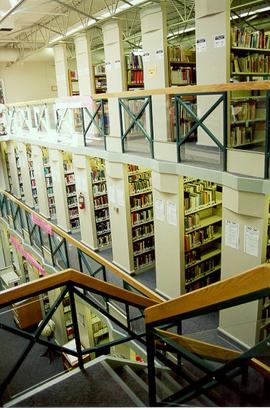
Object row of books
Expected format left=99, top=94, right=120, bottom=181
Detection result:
left=127, top=69, right=144, bottom=85
left=231, top=53, right=270, bottom=73
left=94, top=195, right=108, bottom=208
left=230, top=125, right=255, bottom=146
left=95, top=208, right=109, bottom=220
left=98, top=233, right=111, bottom=247
left=184, top=225, right=218, bottom=251
left=92, top=169, right=105, bottom=182
left=184, top=213, right=200, bottom=231
left=185, top=180, right=217, bottom=192
left=129, top=179, right=152, bottom=194
left=231, top=26, right=270, bottom=50
left=129, top=171, right=151, bottom=182
left=65, top=174, right=75, bottom=184
left=68, top=208, right=79, bottom=218
left=185, top=255, right=220, bottom=283
left=134, top=250, right=155, bottom=270
left=126, top=53, right=143, bottom=70
left=133, top=236, right=154, bottom=254
left=132, top=222, right=154, bottom=240
left=97, top=221, right=110, bottom=235
left=128, top=164, right=139, bottom=173
left=94, top=64, right=106, bottom=75
left=130, top=193, right=153, bottom=210
left=132, top=209, right=153, bottom=225
left=93, top=184, right=107, bottom=196
left=168, top=46, right=196, bottom=63
left=46, top=176, right=53, bottom=187
left=170, top=67, right=195, bottom=85
left=231, top=100, right=257, bottom=122
left=66, top=186, right=76, bottom=195
left=184, top=191, right=217, bottom=213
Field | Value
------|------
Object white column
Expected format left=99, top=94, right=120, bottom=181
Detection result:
left=49, top=149, right=70, bottom=232
left=152, top=172, right=185, bottom=298
left=6, top=141, right=20, bottom=198
left=106, top=160, right=133, bottom=273
left=16, top=143, right=34, bottom=208
left=195, top=0, right=230, bottom=146
left=140, top=4, right=172, bottom=160
left=53, top=43, right=70, bottom=97
left=102, top=21, right=126, bottom=152
left=73, top=154, right=98, bottom=249
left=0, top=144, right=8, bottom=190
left=32, top=145, right=50, bottom=218
left=219, top=187, right=268, bottom=347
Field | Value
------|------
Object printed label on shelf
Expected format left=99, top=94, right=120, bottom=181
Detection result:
left=143, top=51, right=150, bottom=62
left=155, top=49, right=164, bottom=60
left=244, top=225, right=260, bottom=257
left=167, top=201, right=177, bottom=226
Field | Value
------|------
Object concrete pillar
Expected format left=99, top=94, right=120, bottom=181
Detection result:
left=102, top=21, right=127, bottom=152
left=219, top=187, right=268, bottom=347
left=53, top=43, right=70, bottom=98
left=195, top=0, right=230, bottom=146
left=152, top=172, right=185, bottom=298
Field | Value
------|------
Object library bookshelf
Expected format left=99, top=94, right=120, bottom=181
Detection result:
left=63, top=153, right=80, bottom=231
left=90, top=157, right=111, bottom=249
left=42, top=147, right=56, bottom=219
left=14, top=146, right=25, bottom=201
left=26, top=146, right=38, bottom=209
left=183, top=178, right=222, bottom=292
left=128, top=164, right=155, bottom=274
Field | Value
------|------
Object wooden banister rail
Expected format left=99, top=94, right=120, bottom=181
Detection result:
left=0, top=268, right=158, bottom=310
left=0, top=189, right=164, bottom=303
left=5, top=98, right=56, bottom=108
left=145, top=263, right=270, bottom=325
left=93, top=80, right=270, bottom=100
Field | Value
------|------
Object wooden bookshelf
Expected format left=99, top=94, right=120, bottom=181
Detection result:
left=4, top=150, right=12, bottom=192
left=126, top=53, right=144, bottom=89
left=90, top=158, right=111, bottom=249
left=68, top=69, right=79, bottom=96
left=128, top=164, right=155, bottom=273
left=183, top=178, right=222, bottom=293
left=94, top=64, right=107, bottom=93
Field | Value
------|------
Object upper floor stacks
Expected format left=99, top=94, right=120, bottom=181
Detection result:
left=1, top=80, right=270, bottom=187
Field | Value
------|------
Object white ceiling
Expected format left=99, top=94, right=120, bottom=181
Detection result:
left=0, top=0, right=269, bottom=65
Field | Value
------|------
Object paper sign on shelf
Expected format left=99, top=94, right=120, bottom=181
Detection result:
left=225, top=219, right=239, bottom=249
left=167, top=201, right=177, bottom=226
left=155, top=198, right=165, bottom=221
left=244, top=225, right=260, bottom=257
left=148, top=66, right=157, bottom=77
left=196, top=38, right=207, bottom=53
left=105, top=62, right=112, bottom=72
left=214, top=34, right=225, bottom=48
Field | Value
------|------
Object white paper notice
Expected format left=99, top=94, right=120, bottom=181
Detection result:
left=105, top=62, right=112, bottom=72
left=143, top=52, right=150, bottom=62
left=107, top=185, right=116, bottom=203
left=116, top=186, right=124, bottom=207
left=114, top=60, right=121, bottom=70
left=155, top=49, right=164, bottom=60
left=155, top=198, right=165, bottom=221
left=244, top=225, right=260, bottom=257
left=196, top=38, right=207, bottom=53
left=214, top=34, right=225, bottom=48
left=167, top=201, right=177, bottom=226
left=225, top=219, right=239, bottom=250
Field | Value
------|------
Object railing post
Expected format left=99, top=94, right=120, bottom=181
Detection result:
left=264, top=90, right=270, bottom=179
left=146, top=324, right=157, bottom=407
left=119, top=99, right=125, bottom=153
left=48, top=233, right=55, bottom=266
left=175, top=96, right=181, bottom=163
left=63, top=238, right=70, bottom=268
left=148, top=96, right=154, bottom=159
left=68, top=285, right=84, bottom=369
left=81, top=107, right=86, bottom=146
left=38, top=226, right=44, bottom=257
left=223, top=91, right=228, bottom=172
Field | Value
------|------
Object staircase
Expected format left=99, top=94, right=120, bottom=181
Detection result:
left=4, top=353, right=270, bottom=408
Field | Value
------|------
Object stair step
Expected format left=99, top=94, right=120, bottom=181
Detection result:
left=114, top=365, right=149, bottom=405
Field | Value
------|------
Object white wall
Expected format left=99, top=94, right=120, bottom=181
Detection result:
left=0, top=61, right=57, bottom=103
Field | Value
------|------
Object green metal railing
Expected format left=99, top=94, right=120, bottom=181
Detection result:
left=118, top=96, right=154, bottom=158
left=82, top=100, right=109, bottom=149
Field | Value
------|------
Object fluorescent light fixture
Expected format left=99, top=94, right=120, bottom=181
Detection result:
left=231, top=5, right=270, bottom=20
left=66, top=24, right=84, bottom=36
left=49, top=35, right=64, bottom=44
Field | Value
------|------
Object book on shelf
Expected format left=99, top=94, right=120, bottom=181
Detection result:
left=231, top=26, right=270, bottom=49
left=168, top=46, right=196, bottom=63
left=126, top=52, right=143, bottom=70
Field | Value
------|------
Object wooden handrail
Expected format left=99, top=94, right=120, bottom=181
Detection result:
left=0, top=268, right=158, bottom=310
left=5, top=81, right=270, bottom=107
left=93, top=80, right=270, bottom=100
left=0, top=189, right=164, bottom=303
left=145, top=264, right=270, bottom=325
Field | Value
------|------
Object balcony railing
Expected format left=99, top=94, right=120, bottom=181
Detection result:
left=3, top=81, right=270, bottom=178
